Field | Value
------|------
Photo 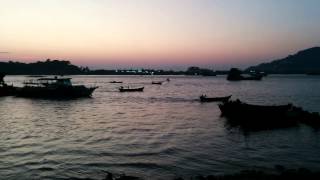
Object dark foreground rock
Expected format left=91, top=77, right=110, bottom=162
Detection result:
left=93, top=167, right=320, bottom=180
left=174, top=167, right=320, bottom=180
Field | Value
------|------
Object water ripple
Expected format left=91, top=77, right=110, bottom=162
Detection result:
left=1, top=75, right=320, bottom=179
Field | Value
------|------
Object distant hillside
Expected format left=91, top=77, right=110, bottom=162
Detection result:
left=246, top=47, right=320, bottom=74
left=0, top=59, right=216, bottom=76
left=0, top=59, right=85, bottom=75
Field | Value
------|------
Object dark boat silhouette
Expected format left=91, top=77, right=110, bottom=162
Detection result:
left=219, top=100, right=320, bottom=130
left=227, top=68, right=263, bottom=81
left=0, top=84, right=16, bottom=96
left=109, top=81, right=123, bottom=83
left=0, top=74, right=17, bottom=96
left=306, top=72, right=320, bottom=75
left=119, top=86, right=144, bottom=92
left=16, top=76, right=97, bottom=98
left=200, top=95, right=231, bottom=102
left=151, top=81, right=163, bottom=85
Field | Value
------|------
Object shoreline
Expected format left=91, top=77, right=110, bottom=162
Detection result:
left=68, top=166, right=320, bottom=180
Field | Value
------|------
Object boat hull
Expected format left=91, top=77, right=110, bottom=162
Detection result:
left=227, top=75, right=263, bottom=81
left=152, top=82, right=163, bottom=85
left=200, top=95, right=231, bottom=102
left=219, top=100, right=297, bottom=130
left=119, top=87, right=144, bottom=92
left=16, top=86, right=97, bottom=98
left=0, top=85, right=18, bottom=96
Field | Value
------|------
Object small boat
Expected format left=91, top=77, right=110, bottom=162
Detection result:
left=109, top=81, right=123, bottom=83
left=200, top=95, right=231, bottom=102
left=119, top=86, right=144, bottom=92
left=306, top=72, right=320, bottom=75
left=0, top=74, right=17, bottom=96
left=0, top=84, right=17, bottom=96
left=151, top=81, right=163, bottom=85
left=16, top=76, right=97, bottom=98
left=219, top=100, right=292, bottom=118
left=218, top=99, right=320, bottom=131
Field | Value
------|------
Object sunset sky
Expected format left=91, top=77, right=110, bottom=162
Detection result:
left=1, top=0, right=320, bottom=69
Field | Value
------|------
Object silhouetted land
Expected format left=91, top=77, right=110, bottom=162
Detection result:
left=246, top=47, right=320, bottom=74
left=0, top=59, right=217, bottom=76
left=2, top=46, right=319, bottom=75
left=0, top=59, right=84, bottom=75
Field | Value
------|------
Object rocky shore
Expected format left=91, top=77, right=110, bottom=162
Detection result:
left=75, top=166, right=320, bottom=180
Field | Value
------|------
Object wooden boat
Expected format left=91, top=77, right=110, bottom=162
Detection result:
left=0, top=74, right=17, bottom=96
left=119, top=86, right=144, bottom=92
left=109, top=81, right=123, bottom=83
left=306, top=72, right=320, bottom=75
left=16, top=77, right=97, bottom=98
left=151, top=81, right=163, bottom=85
left=200, top=95, right=231, bottom=102
left=0, top=84, right=17, bottom=96
left=218, top=100, right=320, bottom=131
left=219, top=100, right=292, bottom=118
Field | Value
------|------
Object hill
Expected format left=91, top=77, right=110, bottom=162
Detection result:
left=246, top=47, right=320, bottom=74
left=0, top=59, right=86, bottom=75
left=0, top=59, right=216, bottom=76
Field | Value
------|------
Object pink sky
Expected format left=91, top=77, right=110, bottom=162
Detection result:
left=1, top=0, right=319, bottom=69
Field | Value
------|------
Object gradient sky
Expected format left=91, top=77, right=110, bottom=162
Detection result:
left=1, top=0, right=320, bottom=69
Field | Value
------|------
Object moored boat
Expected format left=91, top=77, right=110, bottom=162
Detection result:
left=0, top=73, right=17, bottom=96
left=16, top=76, right=97, bottom=98
left=0, top=84, right=17, bottom=96
left=219, top=100, right=320, bottom=131
left=200, top=95, right=231, bottom=102
left=151, top=81, right=163, bottom=85
left=109, top=81, right=123, bottom=83
left=227, top=68, right=263, bottom=81
left=119, top=86, right=144, bottom=92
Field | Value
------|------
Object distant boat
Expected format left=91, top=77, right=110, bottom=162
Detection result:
left=200, top=95, right=231, bottom=102
left=119, top=86, right=144, bottom=92
left=240, top=75, right=263, bottom=80
left=16, top=76, right=97, bottom=98
left=109, top=81, right=123, bottom=83
left=151, top=81, right=163, bottom=85
left=227, top=68, right=263, bottom=81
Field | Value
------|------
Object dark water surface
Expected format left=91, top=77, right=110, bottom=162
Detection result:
left=1, top=75, right=320, bottom=179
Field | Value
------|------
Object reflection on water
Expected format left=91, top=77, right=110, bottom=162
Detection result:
left=1, top=75, right=320, bottom=179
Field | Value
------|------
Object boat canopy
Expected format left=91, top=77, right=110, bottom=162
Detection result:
left=24, top=76, right=73, bottom=86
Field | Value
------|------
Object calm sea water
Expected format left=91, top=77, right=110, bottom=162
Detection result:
left=1, top=75, right=320, bottom=180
